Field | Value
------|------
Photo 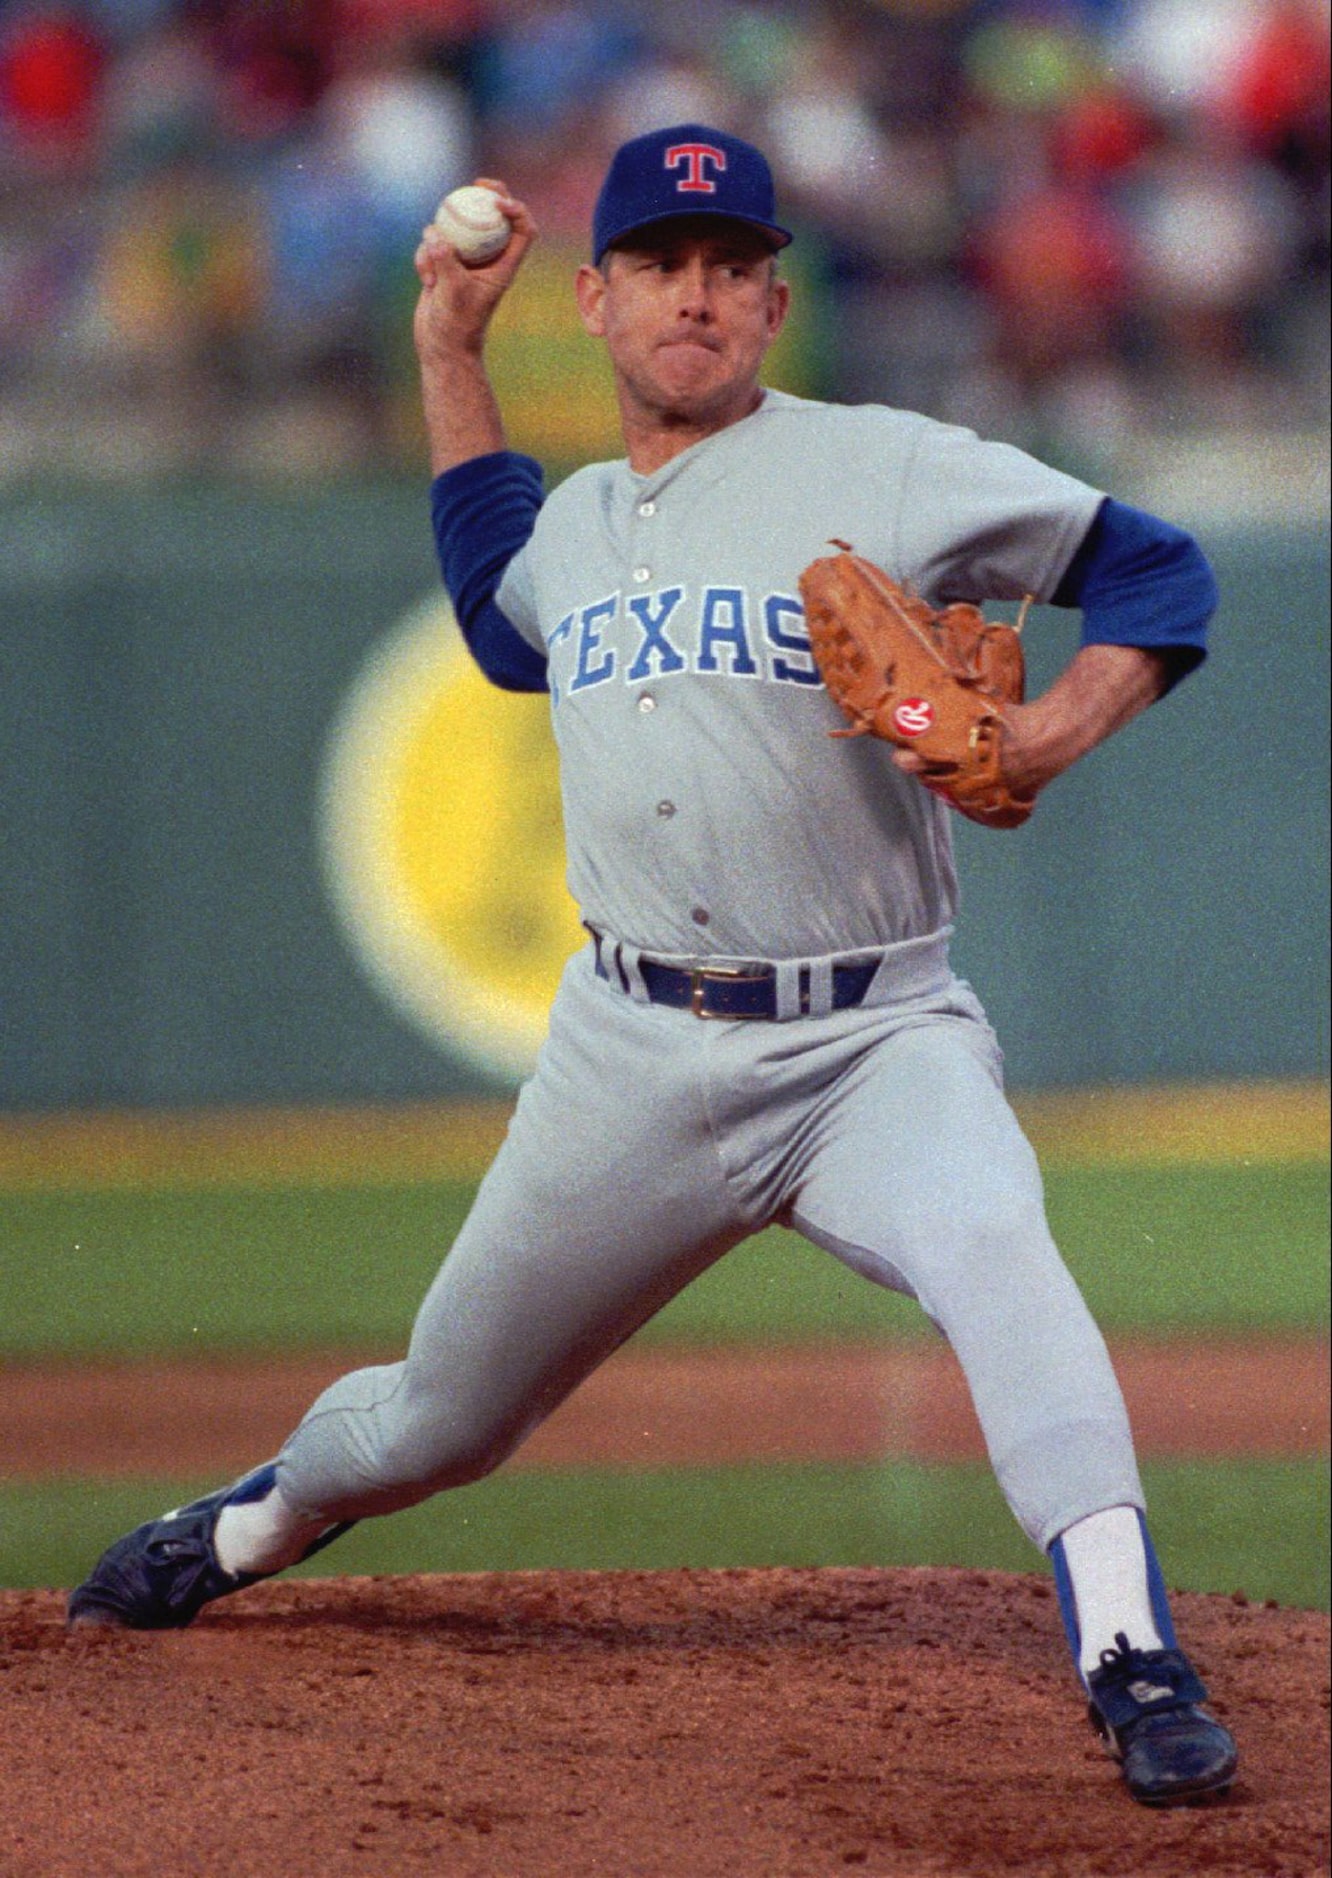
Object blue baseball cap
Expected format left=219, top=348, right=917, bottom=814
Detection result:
left=592, top=123, right=793, bottom=263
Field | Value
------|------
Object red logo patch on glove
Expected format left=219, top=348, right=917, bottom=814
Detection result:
left=892, top=698, right=935, bottom=738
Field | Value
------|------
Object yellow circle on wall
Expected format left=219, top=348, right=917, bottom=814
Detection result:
left=319, top=596, right=582, bottom=1081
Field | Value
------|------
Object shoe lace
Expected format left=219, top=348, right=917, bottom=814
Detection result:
left=1097, top=1631, right=1139, bottom=1674
left=147, top=1525, right=211, bottom=1563
left=1094, top=1631, right=1195, bottom=1713
left=144, top=1520, right=226, bottom=1609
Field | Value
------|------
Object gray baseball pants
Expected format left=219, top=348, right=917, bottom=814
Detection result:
left=277, top=935, right=1143, bottom=1551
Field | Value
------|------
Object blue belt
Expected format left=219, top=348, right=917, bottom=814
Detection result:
left=592, top=934, right=880, bottom=1020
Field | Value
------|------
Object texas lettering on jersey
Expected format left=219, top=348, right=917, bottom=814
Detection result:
left=544, top=584, right=822, bottom=707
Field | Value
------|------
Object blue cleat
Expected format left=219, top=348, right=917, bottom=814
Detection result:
left=1086, top=1631, right=1239, bottom=1806
left=66, top=1463, right=350, bottom=1631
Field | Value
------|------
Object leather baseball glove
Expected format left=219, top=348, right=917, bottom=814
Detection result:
left=799, top=541, right=1035, bottom=829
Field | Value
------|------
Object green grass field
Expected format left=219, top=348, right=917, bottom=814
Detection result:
left=4, top=1460, right=1324, bottom=1609
left=3, top=1162, right=1326, bottom=1356
left=1, top=1147, right=1327, bottom=1605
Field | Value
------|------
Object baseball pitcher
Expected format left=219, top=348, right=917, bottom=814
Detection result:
left=69, top=125, right=1238, bottom=1809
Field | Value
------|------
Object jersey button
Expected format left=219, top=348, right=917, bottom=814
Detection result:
left=691, top=906, right=710, bottom=927
left=633, top=566, right=651, bottom=583
left=656, top=800, right=676, bottom=818
left=638, top=501, right=656, bottom=517
left=637, top=694, right=656, bottom=714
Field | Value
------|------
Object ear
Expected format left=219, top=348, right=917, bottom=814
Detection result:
left=767, top=275, right=791, bottom=343
left=575, top=263, right=608, bottom=337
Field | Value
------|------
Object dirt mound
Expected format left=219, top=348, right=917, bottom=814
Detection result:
left=2, top=1567, right=1326, bottom=1877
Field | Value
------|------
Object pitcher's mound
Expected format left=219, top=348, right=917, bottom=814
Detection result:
left=5, top=1566, right=1327, bottom=1876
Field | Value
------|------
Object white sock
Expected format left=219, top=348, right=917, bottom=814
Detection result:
left=214, top=1482, right=332, bottom=1578
left=1059, top=1505, right=1164, bottom=1679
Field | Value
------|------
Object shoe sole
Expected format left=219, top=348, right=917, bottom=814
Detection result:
left=1132, top=1770, right=1237, bottom=1808
left=67, top=1605, right=133, bottom=1630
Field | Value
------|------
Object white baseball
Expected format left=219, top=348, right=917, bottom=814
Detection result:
left=432, top=185, right=513, bottom=266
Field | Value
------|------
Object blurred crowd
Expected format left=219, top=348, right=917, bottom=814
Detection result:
left=0, top=0, right=1327, bottom=479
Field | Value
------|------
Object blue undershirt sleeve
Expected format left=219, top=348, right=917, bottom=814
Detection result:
left=430, top=452, right=549, bottom=693
left=1052, top=496, right=1217, bottom=686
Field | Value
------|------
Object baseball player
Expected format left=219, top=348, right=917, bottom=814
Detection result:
left=70, top=125, right=1238, bottom=1808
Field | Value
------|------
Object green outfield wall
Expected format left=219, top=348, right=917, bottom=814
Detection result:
left=1, top=486, right=1327, bottom=1108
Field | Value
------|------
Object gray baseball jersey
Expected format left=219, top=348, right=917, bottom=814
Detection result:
left=276, top=388, right=1145, bottom=1564
left=495, top=389, right=1103, bottom=959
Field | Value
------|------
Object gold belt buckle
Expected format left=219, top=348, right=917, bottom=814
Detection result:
left=689, top=964, right=768, bottom=1020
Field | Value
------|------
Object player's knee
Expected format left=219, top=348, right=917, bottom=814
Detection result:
left=971, top=1187, right=1050, bottom=1254
left=907, top=1187, right=1056, bottom=1285
left=374, top=1404, right=521, bottom=1499
left=928, top=1181, right=1035, bottom=1242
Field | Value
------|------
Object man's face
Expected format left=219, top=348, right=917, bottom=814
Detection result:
left=576, top=218, right=790, bottom=431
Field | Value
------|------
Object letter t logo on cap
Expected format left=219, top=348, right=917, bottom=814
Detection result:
left=664, top=142, right=727, bottom=194
left=591, top=123, right=791, bottom=261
